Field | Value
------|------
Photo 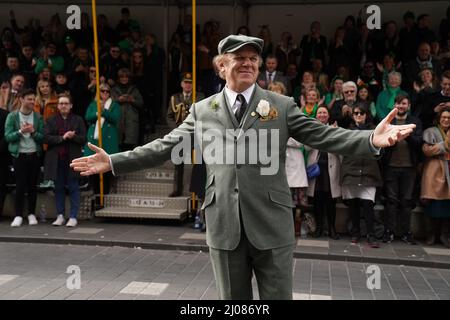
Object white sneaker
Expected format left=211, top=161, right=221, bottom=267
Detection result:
left=11, top=216, right=23, bottom=227
left=66, top=218, right=78, bottom=227
left=52, top=215, right=65, bottom=226
left=28, top=214, right=38, bottom=226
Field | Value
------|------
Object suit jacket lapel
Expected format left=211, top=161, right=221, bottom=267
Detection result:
left=216, top=89, right=238, bottom=128
left=239, top=85, right=265, bottom=137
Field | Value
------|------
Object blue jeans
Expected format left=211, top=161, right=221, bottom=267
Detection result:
left=55, top=158, right=80, bottom=219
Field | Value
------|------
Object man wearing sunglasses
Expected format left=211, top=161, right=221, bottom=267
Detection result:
left=330, top=81, right=359, bottom=128
left=101, top=44, right=127, bottom=87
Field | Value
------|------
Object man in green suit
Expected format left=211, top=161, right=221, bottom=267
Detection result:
left=71, top=35, right=416, bottom=300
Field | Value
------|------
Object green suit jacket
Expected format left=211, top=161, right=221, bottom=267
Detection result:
left=111, top=85, right=377, bottom=251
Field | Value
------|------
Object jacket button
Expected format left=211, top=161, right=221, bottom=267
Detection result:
left=234, top=188, right=238, bottom=193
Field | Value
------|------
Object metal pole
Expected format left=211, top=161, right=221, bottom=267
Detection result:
left=91, top=0, right=104, bottom=206
left=191, top=0, right=197, bottom=212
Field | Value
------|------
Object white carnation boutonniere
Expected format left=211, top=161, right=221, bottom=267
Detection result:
left=255, top=99, right=278, bottom=121
left=256, top=99, right=270, bottom=117
left=210, top=100, right=219, bottom=111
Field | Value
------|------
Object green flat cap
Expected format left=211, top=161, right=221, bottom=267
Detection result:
left=218, top=34, right=264, bottom=55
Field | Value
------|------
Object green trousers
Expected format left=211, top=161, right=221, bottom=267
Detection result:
left=209, top=229, right=294, bottom=300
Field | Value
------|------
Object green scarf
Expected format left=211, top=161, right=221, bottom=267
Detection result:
left=387, top=85, right=401, bottom=112
left=303, top=103, right=319, bottom=118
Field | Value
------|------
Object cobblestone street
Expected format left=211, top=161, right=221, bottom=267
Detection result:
left=0, top=242, right=449, bottom=300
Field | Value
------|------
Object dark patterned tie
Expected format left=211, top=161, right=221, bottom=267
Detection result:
left=235, top=94, right=247, bottom=123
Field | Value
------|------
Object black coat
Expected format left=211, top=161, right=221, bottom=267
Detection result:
left=381, top=115, right=423, bottom=167
left=340, top=123, right=382, bottom=187
left=43, top=113, right=86, bottom=181
left=415, top=91, right=450, bottom=130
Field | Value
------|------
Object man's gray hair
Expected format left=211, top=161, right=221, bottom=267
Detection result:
left=388, top=71, right=402, bottom=81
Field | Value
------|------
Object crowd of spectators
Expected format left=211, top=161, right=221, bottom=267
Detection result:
left=0, top=6, right=449, bottom=246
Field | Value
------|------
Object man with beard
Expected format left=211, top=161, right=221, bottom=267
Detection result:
left=381, top=94, right=423, bottom=244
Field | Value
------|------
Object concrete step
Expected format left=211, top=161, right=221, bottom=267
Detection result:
left=95, top=207, right=188, bottom=220
left=115, top=181, right=174, bottom=196
left=103, top=194, right=190, bottom=211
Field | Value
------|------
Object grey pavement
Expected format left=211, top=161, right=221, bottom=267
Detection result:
left=0, top=242, right=449, bottom=300
left=0, top=218, right=450, bottom=269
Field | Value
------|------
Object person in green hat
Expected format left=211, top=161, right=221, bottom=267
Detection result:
left=71, top=34, right=417, bottom=300
left=62, top=36, right=76, bottom=68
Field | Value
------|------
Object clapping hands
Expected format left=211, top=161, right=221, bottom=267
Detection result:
left=20, top=122, right=34, bottom=134
left=63, top=131, right=76, bottom=140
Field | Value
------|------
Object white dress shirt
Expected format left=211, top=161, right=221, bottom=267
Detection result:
left=224, top=84, right=255, bottom=114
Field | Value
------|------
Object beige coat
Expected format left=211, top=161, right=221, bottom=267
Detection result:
left=306, top=148, right=342, bottom=199
left=421, top=127, right=450, bottom=200
left=285, top=137, right=308, bottom=188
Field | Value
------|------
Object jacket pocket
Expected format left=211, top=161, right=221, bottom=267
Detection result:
left=268, top=190, right=295, bottom=208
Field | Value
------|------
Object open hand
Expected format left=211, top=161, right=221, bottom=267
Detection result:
left=300, top=95, right=306, bottom=108
left=70, top=143, right=112, bottom=176
left=372, top=108, right=416, bottom=148
left=318, top=96, right=325, bottom=106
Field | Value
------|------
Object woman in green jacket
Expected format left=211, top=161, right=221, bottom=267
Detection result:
left=84, top=83, right=121, bottom=203
left=84, top=84, right=121, bottom=156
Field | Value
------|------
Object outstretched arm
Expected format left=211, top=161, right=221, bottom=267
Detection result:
left=71, top=108, right=196, bottom=176
left=288, top=101, right=416, bottom=157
